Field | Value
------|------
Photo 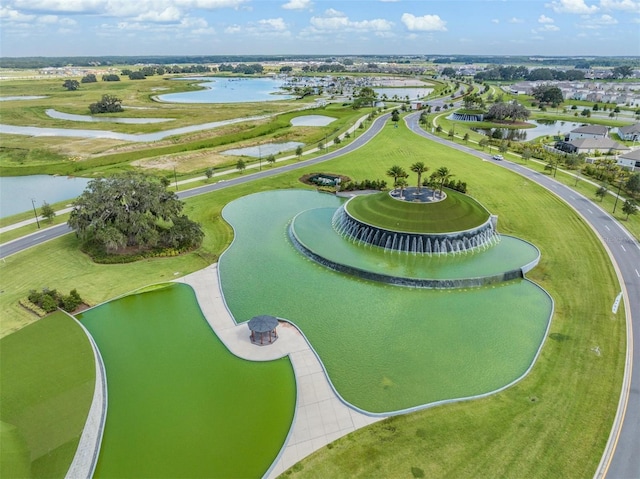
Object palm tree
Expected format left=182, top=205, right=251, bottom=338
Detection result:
left=396, top=177, right=409, bottom=199
left=386, top=165, right=408, bottom=193
left=410, top=162, right=429, bottom=193
left=435, top=166, right=454, bottom=198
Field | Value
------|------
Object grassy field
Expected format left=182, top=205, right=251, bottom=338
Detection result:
left=274, top=122, right=623, bottom=478
left=346, top=189, right=490, bottom=233
left=427, top=111, right=640, bottom=241
left=0, top=117, right=626, bottom=478
left=0, top=311, right=95, bottom=478
left=0, top=75, right=365, bottom=177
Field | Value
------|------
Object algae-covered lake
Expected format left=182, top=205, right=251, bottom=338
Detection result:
left=220, top=190, right=553, bottom=413
left=79, top=284, right=295, bottom=478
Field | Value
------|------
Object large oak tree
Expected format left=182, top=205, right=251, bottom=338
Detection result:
left=68, top=173, right=203, bottom=254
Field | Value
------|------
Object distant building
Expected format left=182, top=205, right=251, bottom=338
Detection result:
left=617, top=149, right=640, bottom=171
left=555, top=138, right=628, bottom=155
left=566, top=125, right=609, bottom=142
left=616, top=123, right=640, bottom=142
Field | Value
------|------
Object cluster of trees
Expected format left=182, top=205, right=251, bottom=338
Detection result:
left=68, top=173, right=204, bottom=256
left=89, top=94, right=123, bottom=114
left=611, top=66, right=634, bottom=79
left=81, top=73, right=97, bottom=83
left=28, top=287, right=83, bottom=313
left=462, top=93, right=485, bottom=110
left=386, top=163, right=463, bottom=196
left=352, top=86, right=377, bottom=109
left=474, top=66, right=586, bottom=82
left=63, top=74, right=121, bottom=88
left=218, top=63, right=263, bottom=74
left=485, top=101, right=530, bottom=122
left=63, top=79, right=80, bottom=91
left=530, top=85, right=564, bottom=106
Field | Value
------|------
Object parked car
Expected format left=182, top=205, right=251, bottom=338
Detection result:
left=492, top=154, right=504, bottom=161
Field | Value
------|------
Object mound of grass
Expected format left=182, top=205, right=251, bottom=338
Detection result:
left=345, top=190, right=491, bottom=233
left=0, top=312, right=95, bottom=478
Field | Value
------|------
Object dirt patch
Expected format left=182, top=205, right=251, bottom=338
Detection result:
left=132, top=150, right=234, bottom=172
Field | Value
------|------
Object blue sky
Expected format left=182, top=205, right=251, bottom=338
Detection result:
left=1, top=0, right=638, bottom=57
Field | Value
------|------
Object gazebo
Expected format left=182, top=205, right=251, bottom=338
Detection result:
left=248, top=315, right=279, bottom=345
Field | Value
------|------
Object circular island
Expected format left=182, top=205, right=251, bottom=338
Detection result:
left=332, top=188, right=498, bottom=255
left=289, top=188, right=540, bottom=289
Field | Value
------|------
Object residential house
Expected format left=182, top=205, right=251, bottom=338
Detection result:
left=566, top=125, right=609, bottom=142
left=559, top=137, right=629, bottom=155
left=617, top=149, right=640, bottom=171
left=616, top=124, right=640, bottom=142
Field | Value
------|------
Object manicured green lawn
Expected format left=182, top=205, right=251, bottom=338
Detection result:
left=0, top=119, right=626, bottom=478
left=345, top=189, right=490, bottom=233
left=276, top=121, right=625, bottom=478
left=0, top=312, right=95, bottom=478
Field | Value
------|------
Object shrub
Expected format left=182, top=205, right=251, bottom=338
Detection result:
left=40, top=294, right=58, bottom=313
left=24, top=287, right=85, bottom=313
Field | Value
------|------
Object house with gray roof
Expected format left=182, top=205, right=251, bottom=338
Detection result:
left=566, top=125, right=609, bottom=142
left=556, top=137, right=629, bottom=155
left=616, top=123, right=640, bottom=142
left=617, top=148, right=640, bottom=171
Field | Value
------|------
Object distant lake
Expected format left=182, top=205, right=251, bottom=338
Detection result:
left=472, top=120, right=581, bottom=142
left=0, top=175, right=90, bottom=218
left=157, top=77, right=294, bottom=103
left=46, top=109, right=174, bottom=124
left=374, top=87, right=433, bottom=101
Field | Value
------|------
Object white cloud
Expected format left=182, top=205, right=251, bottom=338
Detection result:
left=600, top=0, right=640, bottom=12
left=538, top=14, right=555, bottom=23
left=508, top=17, right=524, bottom=23
left=37, top=14, right=62, bottom=23
left=400, top=13, right=447, bottom=31
left=492, top=18, right=499, bottom=23
left=0, top=6, right=35, bottom=21
left=578, top=13, right=619, bottom=26
left=282, top=0, right=312, bottom=10
left=309, top=9, right=393, bottom=32
left=258, top=17, right=287, bottom=31
left=225, top=24, right=242, bottom=33
left=135, top=7, right=182, bottom=22
left=547, top=0, right=599, bottom=13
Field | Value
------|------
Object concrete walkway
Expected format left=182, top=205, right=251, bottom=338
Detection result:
left=176, top=264, right=382, bottom=478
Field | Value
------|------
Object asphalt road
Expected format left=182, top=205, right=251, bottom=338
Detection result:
left=0, top=113, right=388, bottom=260
left=2, top=110, right=637, bottom=478
left=405, top=112, right=639, bottom=479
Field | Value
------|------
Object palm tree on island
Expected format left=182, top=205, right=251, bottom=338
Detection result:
left=435, top=166, right=454, bottom=198
left=396, top=177, right=409, bottom=199
left=386, top=165, right=408, bottom=194
left=410, top=162, right=429, bottom=194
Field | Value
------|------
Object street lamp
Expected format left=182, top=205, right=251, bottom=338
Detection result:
left=31, top=198, right=40, bottom=229
left=612, top=176, right=624, bottom=214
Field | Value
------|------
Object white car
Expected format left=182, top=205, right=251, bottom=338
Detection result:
left=492, top=154, right=504, bottom=161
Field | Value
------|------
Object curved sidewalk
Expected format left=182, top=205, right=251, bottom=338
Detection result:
left=176, top=264, right=382, bottom=478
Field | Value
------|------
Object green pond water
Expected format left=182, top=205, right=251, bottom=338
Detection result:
left=79, top=283, right=295, bottom=479
left=292, top=207, right=539, bottom=280
left=221, top=190, right=553, bottom=413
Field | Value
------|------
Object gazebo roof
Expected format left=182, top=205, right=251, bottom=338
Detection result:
left=248, top=315, right=278, bottom=333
